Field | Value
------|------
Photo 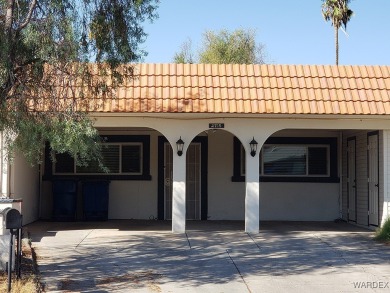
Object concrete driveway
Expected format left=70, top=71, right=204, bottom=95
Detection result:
left=25, top=221, right=390, bottom=293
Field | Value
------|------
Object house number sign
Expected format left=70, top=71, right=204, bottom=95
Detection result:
left=209, top=123, right=224, bottom=129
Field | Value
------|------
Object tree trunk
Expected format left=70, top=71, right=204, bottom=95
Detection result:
left=1, top=0, right=14, bottom=98
left=335, top=26, right=339, bottom=65
left=4, top=0, right=14, bottom=38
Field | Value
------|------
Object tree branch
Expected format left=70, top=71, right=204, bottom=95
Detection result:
left=14, top=58, right=42, bottom=71
left=17, top=0, right=37, bottom=31
left=4, top=0, right=14, bottom=37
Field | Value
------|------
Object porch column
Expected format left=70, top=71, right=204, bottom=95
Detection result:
left=245, top=147, right=260, bottom=233
left=172, top=153, right=186, bottom=233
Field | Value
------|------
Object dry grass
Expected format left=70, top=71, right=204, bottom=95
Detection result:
left=0, top=237, right=42, bottom=293
left=0, top=277, right=39, bottom=293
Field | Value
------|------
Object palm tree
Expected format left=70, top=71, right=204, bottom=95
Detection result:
left=322, top=0, right=353, bottom=65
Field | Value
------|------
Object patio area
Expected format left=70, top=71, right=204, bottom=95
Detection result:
left=25, top=220, right=390, bottom=292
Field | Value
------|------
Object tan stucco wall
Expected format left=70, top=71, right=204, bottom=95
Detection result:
left=40, top=128, right=342, bottom=221
left=208, top=130, right=245, bottom=220
left=260, top=183, right=339, bottom=220
left=207, top=130, right=340, bottom=221
left=10, top=154, right=39, bottom=225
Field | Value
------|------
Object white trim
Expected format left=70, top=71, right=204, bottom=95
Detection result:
left=382, top=130, right=390, bottom=226
left=245, top=148, right=260, bottom=233
left=90, top=112, right=390, bottom=120
left=172, top=153, right=186, bottom=233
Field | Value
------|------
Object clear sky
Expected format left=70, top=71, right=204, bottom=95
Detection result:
left=140, top=0, right=390, bottom=65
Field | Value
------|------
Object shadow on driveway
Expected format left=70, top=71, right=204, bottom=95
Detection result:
left=25, top=220, right=390, bottom=292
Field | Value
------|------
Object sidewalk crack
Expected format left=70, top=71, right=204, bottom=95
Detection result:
left=74, top=229, right=94, bottom=251
left=226, top=249, right=252, bottom=293
left=185, top=232, right=192, bottom=249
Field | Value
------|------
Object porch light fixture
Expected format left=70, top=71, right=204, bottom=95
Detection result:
left=250, top=137, right=258, bottom=157
left=176, top=137, right=184, bottom=156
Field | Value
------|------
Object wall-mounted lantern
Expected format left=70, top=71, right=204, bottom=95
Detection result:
left=250, top=137, right=258, bottom=157
left=176, top=137, right=184, bottom=156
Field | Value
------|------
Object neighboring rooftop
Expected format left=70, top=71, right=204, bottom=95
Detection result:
left=80, top=64, right=390, bottom=115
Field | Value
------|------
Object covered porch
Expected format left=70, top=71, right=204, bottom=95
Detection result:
left=1, top=64, right=390, bottom=233
left=34, top=115, right=390, bottom=233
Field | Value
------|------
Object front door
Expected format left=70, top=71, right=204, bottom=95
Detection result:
left=163, top=142, right=202, bottom=220
left=347, top=137, right=357, bottom=222
left=368, top=132, right=379, bottom=226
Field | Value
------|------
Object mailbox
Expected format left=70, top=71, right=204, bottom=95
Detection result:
left=1, top=208, right=22, bottom=230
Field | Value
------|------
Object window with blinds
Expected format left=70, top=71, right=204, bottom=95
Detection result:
left=239, top=144, right=329, bottom=177
left=54, top=143, right=142, bottom=175
left=263, top=145, right=328, bottom=176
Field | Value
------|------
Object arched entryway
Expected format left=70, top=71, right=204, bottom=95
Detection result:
left=157, top=136, right=208, bottom=220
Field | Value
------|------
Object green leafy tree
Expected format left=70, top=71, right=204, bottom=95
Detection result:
left=173, top=38, right=195, bottom=64
left=321, top=0, right=353, bottom=65
left=0, top=0, right=158, bottom=166
left=173, top=29, right=266, bottom=64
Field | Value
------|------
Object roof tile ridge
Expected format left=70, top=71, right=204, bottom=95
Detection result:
left=247, top=64, right=256, bottom=77
left=316, top=65, right=326, bottom=78
left=381, top=65, right=390, bottom=78
left=295, top=65, right=304, bottom=78
left=281, top=64, right=291, bottom=77
left=373, top=65, right=384, bottom=78
left=232, top=64, right=241, bottom=77
left=176, top=63, right=184, bottom=76
left=301, top=65, right=311, bottom=77
left=183, top=63, right=191, bottom=76
left=219, top=63, right=227, bottom=77
left=197, top=63, right=206, bottom=77
left=308, top=65, right=319, bottom=77
left=204, top=63, right=213, bottom=77
left=225, top=63, right=234, bottom=77
left=267, top=64, right=276, bottom=77
left=239, top=64, right=248, bottom=77
left=330, top=65, right=340, bottom=78
left=274, top=64, right=283, bottom=77
left=259, top=64, right=269, bottom=77
left=161, top=64, right=170, bottom=76
left=359, top=65, right=368, bottom=78
left=211, top=63, right=220, bottom=77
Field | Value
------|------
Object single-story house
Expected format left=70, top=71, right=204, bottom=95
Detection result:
left=1, top=63, right=390, bottom=233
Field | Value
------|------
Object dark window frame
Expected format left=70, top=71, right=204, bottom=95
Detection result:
left=232, top=137, right=339, bottom=183
left=43, top=135, right=151, bottom=181
left=54, top=142, right=143, bottom=175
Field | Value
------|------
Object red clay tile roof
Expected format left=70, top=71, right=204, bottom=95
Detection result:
left=96, top=64, right=390, bottom=115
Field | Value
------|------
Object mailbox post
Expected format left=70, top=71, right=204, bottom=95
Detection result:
left=1, top=208, right=22, bottom=292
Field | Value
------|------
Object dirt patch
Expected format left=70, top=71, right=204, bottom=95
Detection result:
left=97, top=270, right=163, bottom=292
left=58, top=278, right=79, bottom=291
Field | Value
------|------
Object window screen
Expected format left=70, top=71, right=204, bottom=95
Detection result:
left=77, top=145, right=120, bottom=173
left=308, top=147, right=328, bottom=175
left=263, top=146, right=306, bottom=175
left=54, top=144, right=141, bottom=174
left=54, top=152, right=74, bottom=173
left=122, top=145, right=142, bottom=173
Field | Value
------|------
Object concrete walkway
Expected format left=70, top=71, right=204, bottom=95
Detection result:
left=25, top=221, right=390, bottom=293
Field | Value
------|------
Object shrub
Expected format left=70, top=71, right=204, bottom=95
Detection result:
left=375, top=217, right=390, bottom=242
